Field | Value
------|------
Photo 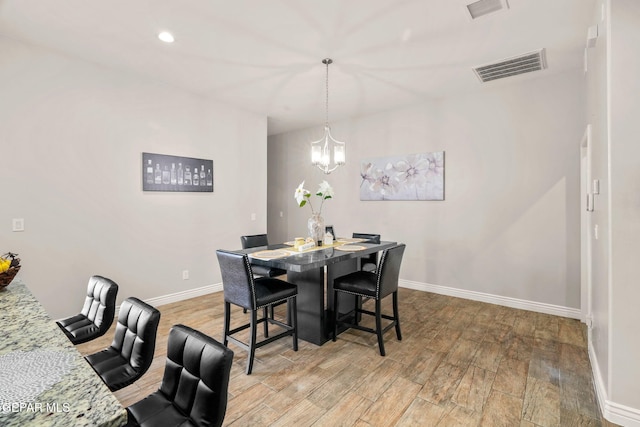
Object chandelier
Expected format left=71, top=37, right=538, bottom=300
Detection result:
left=311, top=58, right=346, bottom=174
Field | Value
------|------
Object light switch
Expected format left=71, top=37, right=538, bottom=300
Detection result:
left=594, top=224, right=599, bottom=240
left=12, top=218, right=24, bottom=232
left=251, top=213, right=256, bottom=221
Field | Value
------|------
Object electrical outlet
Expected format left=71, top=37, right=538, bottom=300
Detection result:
left=12, top=218, right=24, bottom=232
left=182, top=270, right=189, bottom=280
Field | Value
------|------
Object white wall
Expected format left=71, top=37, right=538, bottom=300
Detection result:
left=268, top=70, right=584, bottom=311
left=609, top=0, right=640, bottom=413
left=585, top=1, right=640, bottom=424
left=586, top=0, right=612, bottom=411
left=0, top=38, right=268, bottom=318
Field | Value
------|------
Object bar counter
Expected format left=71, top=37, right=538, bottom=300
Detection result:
left=0, top=279, right=127, bottom=427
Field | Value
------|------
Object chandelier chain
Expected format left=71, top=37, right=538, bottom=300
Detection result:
left=323, top=58, right=332, bottom=127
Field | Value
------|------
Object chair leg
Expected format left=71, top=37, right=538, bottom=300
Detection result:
left=332, top=290, right=339, bottom=342
left=247, top=310, right=257, bottom=375
left=263, top=306, right=269, bottom=338
left=290, top=297, right=298, bottom=351
left=393, top=291, right=402, bottom=341
left=375, top=299, right=386, bottom=356
left=354, top=295, right=360, bottom=326
left=223, top=302, right=231, bottom=346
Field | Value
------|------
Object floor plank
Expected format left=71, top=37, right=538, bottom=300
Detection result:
left=75, top=288, right=616, bottom=426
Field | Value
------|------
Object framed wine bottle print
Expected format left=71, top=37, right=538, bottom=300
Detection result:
left=142, top=152, right=213, bottom=192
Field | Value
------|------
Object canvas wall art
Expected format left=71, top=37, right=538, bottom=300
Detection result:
left=360, top=152, right=444, bottom=201
left=142, top=152, right=213, bottom=192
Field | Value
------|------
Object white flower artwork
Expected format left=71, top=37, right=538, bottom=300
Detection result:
left=360, top=152, right=444, bottom=201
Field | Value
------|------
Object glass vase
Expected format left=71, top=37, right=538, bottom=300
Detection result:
left=308, top=213, right=325, bottom=246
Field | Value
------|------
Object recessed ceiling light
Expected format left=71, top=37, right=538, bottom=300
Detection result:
left=158, top=31, right=175, bottom=43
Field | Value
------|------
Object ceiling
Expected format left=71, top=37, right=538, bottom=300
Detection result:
left=0, top=0, right=596, bottom=135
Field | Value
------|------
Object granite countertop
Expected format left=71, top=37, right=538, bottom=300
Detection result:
left=0, top=279, right=127, bottom=427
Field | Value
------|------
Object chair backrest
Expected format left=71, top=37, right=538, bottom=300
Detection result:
left=80, top=275, right=118, bottom=335
left=325, top=225, right=336, bottom=238
left=160, top=325, right=234, bottom=427
left=376, top=244, right=406, bottom=299
left=240, top=234, right=269, bottom=249
left=110, top=297, right=161, bottom=374
left=216, top=250, right=256, bottom=310
left=352, top=233, right=381, bottom=244
left=353, top=233, right=381, bottom=267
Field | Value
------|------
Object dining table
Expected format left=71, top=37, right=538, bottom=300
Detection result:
left=0, top=279, right=127, bottom=427
left=237, top=238, right=397, bottom=346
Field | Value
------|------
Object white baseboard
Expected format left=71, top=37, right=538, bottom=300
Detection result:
left=144, top=283, right=223, bottom=307
left=135, top=279, right=582, bottom=319
left=142, top=279, right=581, bottom=319
left=589, top=341, right=640, bottom=427
left=144, top=280, right=581, bottom=319
left=399, top=279, right=582, bottom=319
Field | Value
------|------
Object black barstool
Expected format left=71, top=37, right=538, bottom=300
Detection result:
left=216, top=249, right=298, bottom=374
left=85, top=297, right=161, bottom=391
left=57, top=275, right=118, bottom=345
left=332, top=244, right=406, bottom=356
left=352, top=233, right=381, bottom=272
left=125, top=325, right=233, bottom=427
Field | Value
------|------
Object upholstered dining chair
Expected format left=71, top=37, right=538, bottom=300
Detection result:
left=57, top=275, right=118, bottom=345
left=332, top=243, right=406, bottom=356
left=216, top=249, right=298, bottom=374
left=240, top=234, right=287, bottom=278
left=240, top=233, right=287, bottom=317
left=124, top=325, right=234, bottom=427
left=352, top=233, right=381, bottom=272
left=85, top=297, right=161, bottom=391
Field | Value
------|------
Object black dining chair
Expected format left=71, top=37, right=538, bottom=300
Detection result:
left=57, top=275, right=118, bottom=345
left=332, top=243, right=406, bottom=356
left=240, top=234, right=287, bottom=278
left=216, top=249, right=298, bottom=374
left=125, top=324, right=234, bottom=427
left=241, top=234, right=287, bottom=318
left=85, top=297, right=161, bottom=391
left=352, top=233, right=381, bottom=272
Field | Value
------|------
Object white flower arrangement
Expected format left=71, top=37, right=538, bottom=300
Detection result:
left=294, top=180, right=334, bottom=215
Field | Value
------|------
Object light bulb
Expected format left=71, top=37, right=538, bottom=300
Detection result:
left=158, top=31, right=175, bottom=43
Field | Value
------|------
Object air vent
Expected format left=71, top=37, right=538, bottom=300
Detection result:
left=466, top=0, right=509, bottom=19
left=472, top=49, right=547, bottom=83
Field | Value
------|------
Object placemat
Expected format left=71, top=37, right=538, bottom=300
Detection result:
left=249, top=250, right=291, bottom=260
left=335, top=245, right=367, bottom=251
left=337, top=238, right=366, bottom=243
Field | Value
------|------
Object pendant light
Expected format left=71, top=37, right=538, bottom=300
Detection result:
left=311, top=58, right=346, bottom=174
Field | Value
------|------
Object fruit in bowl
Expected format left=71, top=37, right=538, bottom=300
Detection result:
left=0, top=258, right=10, bottom=273
left=0, top=252, right=21, bottom=288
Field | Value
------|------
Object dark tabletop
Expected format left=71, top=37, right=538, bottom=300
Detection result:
left=236, top=241, right=397, bottom=273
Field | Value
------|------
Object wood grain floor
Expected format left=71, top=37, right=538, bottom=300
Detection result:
left=76, top=288, right=618, bottom=427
